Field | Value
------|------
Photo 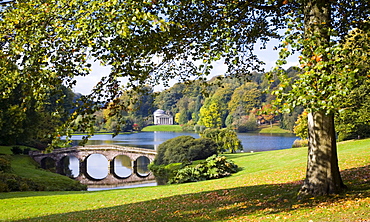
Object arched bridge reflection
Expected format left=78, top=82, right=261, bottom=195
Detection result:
left=29, top=145, right=156, bottom=186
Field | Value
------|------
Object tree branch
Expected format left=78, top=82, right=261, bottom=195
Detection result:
left=0, top=0, right=13, bottom=5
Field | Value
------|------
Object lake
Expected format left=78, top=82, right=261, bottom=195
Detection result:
left=68, top=131, right=298, bottom=153
left=64, top=131, right=297, bottom=191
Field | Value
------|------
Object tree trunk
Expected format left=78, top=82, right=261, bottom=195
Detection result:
left=298, top=0, right=346, bottom=197
left=299, top=112, right=346, bottom=196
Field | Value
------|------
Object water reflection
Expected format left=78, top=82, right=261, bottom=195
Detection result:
left=136, top=156, right=150, bottom=177
left=86, top=154, right=108, bottom=180
left=114, top=155, right=132, bottom=178
left=61, top=131, right=297, bottom=191
left=66, top=131, right=297, bottom=152
left=61, top=155, right=79, bottom=178
left=67, top=132, right=200, bottom=150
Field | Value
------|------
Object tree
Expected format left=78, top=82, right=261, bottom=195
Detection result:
left=234, top=112, right=258, bottom=133
left=200, top=128, right=243, bottom=153
left=336, top=78, right=370, bottom=141
left=271, top=2, right=370, bottom=196
left=154, top=136, right=217, bottom=165
left=0, top=83, right=75, bottom=148
left=294, top=111, right=308, bottom=140
left=259, top=104, right=276, bottom=127
left=228, top=82, right=262, bottom=116
left=1, top=0, right=369, bottom=196
left=197, top=99, right=222, bottom=128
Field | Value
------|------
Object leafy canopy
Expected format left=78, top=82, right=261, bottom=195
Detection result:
left=1, top=0, right=369, bottom=147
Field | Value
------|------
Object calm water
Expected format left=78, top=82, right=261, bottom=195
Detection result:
left=67, top=131, right=297, bottom=152
left=64, top=131, right=297, bottom=191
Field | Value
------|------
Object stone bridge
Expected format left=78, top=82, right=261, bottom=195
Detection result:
left=29, top=145, right=156, bottom=187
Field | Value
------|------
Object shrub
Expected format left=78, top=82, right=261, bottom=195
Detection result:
left=236, top=125, right=248, bottom=133
left=155, top=136, right=217, bottom=165
left=0, top=181, right=9, bottom=192
left=187, top=138, right=218, bottom=161
left=169, top=155, right=238, bottom=184
left=236, top=119, right=258, bottom=133
left=151, top=155, right=238, bottom=185
left=11, top=146, right=23, bottom=155
left=0, top=156, right=11, bottom=173
left=169, top=165, right=206, bottom=184
left=0, top=172, right=38, bottom=192
left=6, top=178, right=19, bottom=191
left=194, top=125, right=206, bottom=133
left=204, top=155, right=238, bottom=178
left=148, top=163, right=182, bottom=185
left=200, top=128, right=243, bottom=153
left=23, top=148, right=31, bottom=155
left=292, top=139, right=309, bottom=148
left=181, top=121, right=196, bottom=132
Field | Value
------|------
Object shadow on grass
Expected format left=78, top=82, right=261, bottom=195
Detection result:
left=17, top=165, right=370, bottom=222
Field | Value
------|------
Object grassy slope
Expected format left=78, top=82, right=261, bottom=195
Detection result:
left=0, top=139, right=369, bottom=221
left=258, top=125, right=292, bottom=134
left=142, top=125, right=183, bottom=132
left=0, top=146, right=86, bottom=192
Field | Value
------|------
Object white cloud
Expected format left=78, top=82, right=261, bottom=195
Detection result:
left=73, top=62, right=111, bottom=95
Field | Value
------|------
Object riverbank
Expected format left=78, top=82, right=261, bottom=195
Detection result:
left=141, top=125, right=183, bottom=132
left=258, top=124, right=292, bottom=133
left=0, top=138, right=369, bottom=221
left=141, top=124, right=292, bottom=134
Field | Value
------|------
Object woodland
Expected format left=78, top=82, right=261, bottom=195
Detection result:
left=1, top=0, right=370, bottom=196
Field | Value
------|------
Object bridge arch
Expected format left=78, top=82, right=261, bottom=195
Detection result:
left=112, top=155, right=132, bottom=179
left=59, top=155, right=80, bottom=178
left=29, top=145, right=156, bottom=186
left=40, top=157, right=57, bottom=172
left=134, top=156, right=151, bottom=177
left=85, top=153, right=109, bottom=181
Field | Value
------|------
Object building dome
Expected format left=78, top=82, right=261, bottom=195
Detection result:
left=153, top=109, right=165, bottom=116
left=153, top=109, right=173, bottom=125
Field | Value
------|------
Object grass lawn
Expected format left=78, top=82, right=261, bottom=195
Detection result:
left=258, top=125, right=292, bottom=134
left=0, top=146, right=86, bottom=192
left=0, top=139, right=369, bottom=221
left=142, top=125, right=183, bottom=132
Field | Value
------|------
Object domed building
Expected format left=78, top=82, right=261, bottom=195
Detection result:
left=153, top=109, right=173, bottom=125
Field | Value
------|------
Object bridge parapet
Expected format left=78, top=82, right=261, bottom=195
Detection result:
left=29, top=145, right=157, bottom=186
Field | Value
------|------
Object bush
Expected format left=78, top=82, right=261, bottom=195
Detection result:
left=200, top=128, right=243, bottom=153
left=194, top=125, right=206, bottom=133
left=0, top=172, right=40, bottom=192
left=0, top=181, right=9, bottom=192
left=292, top=139, right=309, bottom=148
left=148, top=163, right=183, bottom=185
left=155, top=136, right=218, bottom=165
left=181, top=120, right=196, bottom=132
left=187, top=138, right=218, bottom=161
left=236, top=120, right=258, bottom=133
left=11, top=146, right=23, bottom=155
left=169, top=155, right=238, bottom=184
left=23, top=148, right=31, bottom=155
left=0, top=156, right=11, bottom=173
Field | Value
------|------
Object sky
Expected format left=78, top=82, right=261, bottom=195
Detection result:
left=73, top=39, right=299, bottom=95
